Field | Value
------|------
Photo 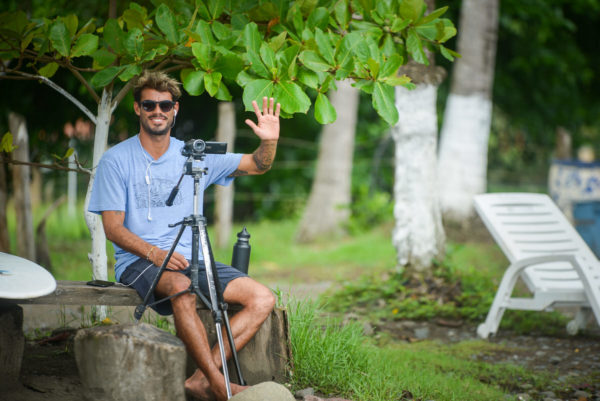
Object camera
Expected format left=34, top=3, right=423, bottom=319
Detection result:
left=182, top=139, right=227, bottom=159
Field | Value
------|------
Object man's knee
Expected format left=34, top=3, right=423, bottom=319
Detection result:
left=251, top=285, right=276, bottom=315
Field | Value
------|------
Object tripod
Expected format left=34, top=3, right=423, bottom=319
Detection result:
left=134, top=143, right=245, bottom=399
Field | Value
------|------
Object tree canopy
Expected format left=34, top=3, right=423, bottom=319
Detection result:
left=0, top=0, right=457, bottom=127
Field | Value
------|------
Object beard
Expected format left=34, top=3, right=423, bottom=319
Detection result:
left=140, top=113, right=173, bottom=136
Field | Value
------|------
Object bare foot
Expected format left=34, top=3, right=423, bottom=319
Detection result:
left=185, top=371, right=248, bottom=401
left=185, top=373, right=214, bottom=401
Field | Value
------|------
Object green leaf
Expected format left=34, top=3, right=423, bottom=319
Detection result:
left=299, top=50, right=332, bottom=72
left=192, top=42, right=211, bottom=70
left=71, top=33, right=98, bottom=57
left=380, top=54, right=402, bottom=78
left=208, top=0, right=225, bottom=19
left=334, top=0, right=350, bottom=29
left=269, top=31, right=287, bottom=53
left=298, top=70, right=320, bottom=89
left=314, top=92, right=336, bottom=124
left=306, top=7, right=329, bottom=30
left=63, top=147, right=75, bottom=160
left=124, top=29, right=143, bottom=59
left=381, top=34, right=396, bottom=58
left=440, top=45, right=460, bottom=62
left=91, top=66, right=124, bottom=88
left=260, top=42, right=276, bottom=70
left=367, top=58, right=380, bottom=79
left=156, top=4, right=179, bottom=44
left=1, top=132, right=17, bottom=153
left=38, top=62, right=59, bottom=78
left=243, top=23, right=261, bottom=55
left=195, top=20, right=216, bottom=45
left=399, top=0, right=425, bottom=22
left=183, top=69, right=206, bottom=95
left=372, top=81, right=398, bottom=126
left=417, top=6, right=448, bottom=26
left=381, top=74, right=412, bottom=87
left=103, top=19, right=126, bottom=54
left=236, top=70, right=254, bottom=88
left=406, top=28, right=428, bottom=65
left=211, top=21, right=230, bottom=41
left=391, top=17, right=410, bottom=33
left=215, top=82, right=232, bottom=101
left=436, top=19, right=457, bottom=43
left=91, top=48, right=117, bottom=68
left=243, top=79, right=274, bottom=111
left=204, top=71, right=222, bottom=97
left=119, top=64, right=142, bottom=82
left=213, top=54, right=244, bottom=81
left=274, top=80, right=311, bottom=114
left=315, top=28, right=335, bottom=65
left=61, top=15, right=78, bottom=38
left=123, top=7, right=147, bottom=31
left=48, top=20, right=70, bottom=57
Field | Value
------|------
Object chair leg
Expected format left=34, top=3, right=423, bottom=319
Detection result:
left=566, top=307, right=591, bottom=335
left=477, top=264, right=522, bottom=339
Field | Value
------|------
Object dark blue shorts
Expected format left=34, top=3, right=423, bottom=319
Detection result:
left=119, top=258, right=247, bottom=316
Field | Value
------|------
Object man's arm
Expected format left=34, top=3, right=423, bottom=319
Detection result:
left=230, top=97, right=280, bottom=177
left=102, top=210, right=189, bottom=270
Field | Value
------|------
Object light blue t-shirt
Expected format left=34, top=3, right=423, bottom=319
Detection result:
left=88, top=135, right=243, bottom=281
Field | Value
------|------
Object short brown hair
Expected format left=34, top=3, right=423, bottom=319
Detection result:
left=133, top=70, right=182, bottom=102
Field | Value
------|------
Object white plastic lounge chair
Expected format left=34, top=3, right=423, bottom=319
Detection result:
left=474, top=192, right=600, bottom=338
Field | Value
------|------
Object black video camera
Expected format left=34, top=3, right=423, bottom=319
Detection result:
left=182, top=139, right=227, bottom=159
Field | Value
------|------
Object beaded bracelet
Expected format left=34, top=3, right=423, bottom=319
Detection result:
left=146, top=245, right=156, bottom=262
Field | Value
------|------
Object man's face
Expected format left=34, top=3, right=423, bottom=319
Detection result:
left=134, top=88, right=179, bottom=137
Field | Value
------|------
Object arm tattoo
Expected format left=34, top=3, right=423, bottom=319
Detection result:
left=229, top=169, right=249, bottom=177
left=252, top=141, right=277, bottom=172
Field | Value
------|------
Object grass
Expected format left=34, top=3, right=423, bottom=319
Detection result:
left=288, top=300, right=551, bottom=401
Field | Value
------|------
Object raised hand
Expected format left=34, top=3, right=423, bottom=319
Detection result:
left=244, top=97, right=281, bottom=141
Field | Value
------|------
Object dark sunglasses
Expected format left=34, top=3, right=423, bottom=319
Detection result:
left=140, top=100, right=176, bottom=112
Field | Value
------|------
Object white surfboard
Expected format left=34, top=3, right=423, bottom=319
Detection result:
left=0, top=252, right=57, bottom=299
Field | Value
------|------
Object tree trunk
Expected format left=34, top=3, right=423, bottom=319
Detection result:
left=67, top=138, right=77, bottom=216
left=214, top=102, right=236, bottom=249
left=437, top=0, right=500, bottom=221
left=296, top=80, right=359, bottom=242
left=8, top=112, right=35, bottom=261
left=0, top=153, right=10, bottom=252
left=392, top=83, right=445, bottom=275
left=84, top=89, right=111, bottom=282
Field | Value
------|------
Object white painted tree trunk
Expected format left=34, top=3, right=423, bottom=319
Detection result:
left=296, top=80, right=359, bottom=242
left=438, top=0, right=499, bottom=221
left=214, top=102, right=236, bottom=249
left=392, top=84, right=445, bottom=273
left=8, top=112, right=35, bottom=261
left=67, top=138, right=77, bottom=216
left=84, top=88, right=111, bottom=284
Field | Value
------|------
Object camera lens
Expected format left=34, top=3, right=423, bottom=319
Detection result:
left=192, top=139, right=205, bottom=152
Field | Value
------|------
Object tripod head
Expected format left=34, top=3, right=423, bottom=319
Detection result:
left=182, top=139, right=227, bottom=160
left=165, top=139, right=228, bottom=206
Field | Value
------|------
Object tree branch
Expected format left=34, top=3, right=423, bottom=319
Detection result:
left=3, top=158, right=92, bottom=175
left=6, top=71, right=98, bottom=125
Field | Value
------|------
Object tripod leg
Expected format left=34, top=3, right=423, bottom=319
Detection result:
left=195, top=217, right=247, bottom=396
left=134, top=223, right=187, bottom=322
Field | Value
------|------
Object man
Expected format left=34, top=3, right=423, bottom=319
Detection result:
left=88, top=70, right=279, bottom=401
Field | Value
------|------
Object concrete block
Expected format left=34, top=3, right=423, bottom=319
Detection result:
left=74, top=323, right=186, bottom=401
left=230, top=381, right=295, bottom=401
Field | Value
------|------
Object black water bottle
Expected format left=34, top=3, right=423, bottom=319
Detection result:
left=231, top=227, right=251, bottom=274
